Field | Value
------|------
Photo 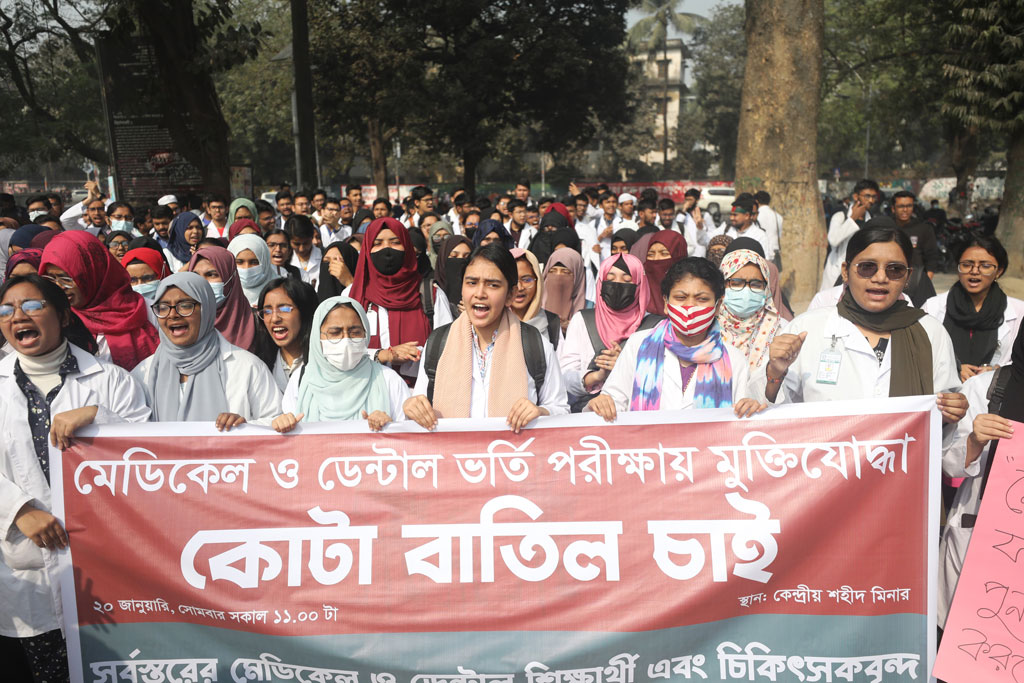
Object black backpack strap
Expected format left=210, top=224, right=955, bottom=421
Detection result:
left=963, top=366, right=1012, bottom=528
left=544, top=310, right=561, bottom=349
left=420, top=278, right=435, bottom=320
left=519, top=321, right=547, bottom=400
left=580, top=308, right=606, bottom=356
left=639, top=313, right=665, bottom=331
left=423, top=323, right=452, bottom=404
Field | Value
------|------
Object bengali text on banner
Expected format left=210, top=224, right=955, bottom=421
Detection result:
left=50, top=396, right=941, bottom=683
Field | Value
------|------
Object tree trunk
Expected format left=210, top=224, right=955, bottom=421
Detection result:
left=463, top=150, right=482, bottom=199
left=999, top=127, right=1024, bottom=278
left=949, top=125, right=979, bottom=219
left=367, top=118, right=389, bottom=199
left=734, top=0, right=825, bottom=306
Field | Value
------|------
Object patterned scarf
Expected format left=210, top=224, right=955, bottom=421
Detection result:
left=717, top=248, right=781, bottom=371
left=629, top=318, right=733, bottom=411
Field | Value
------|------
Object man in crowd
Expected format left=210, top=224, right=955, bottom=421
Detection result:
left=755, top=190, right=784, bottom=268
left=25, top=194, right=51, bottom=222
left=636, top=199, right=658, bottom=235
left=347, top=184, right=364, bottom=211
left=319, top=196, right=350, bottom=247
left=157, top=194, right=180, bottom=215
left=821, top=178, right=879, bottom=291
left=275, top=191, right=294, bottom=230
left=617, top=193, right=636, bottom=223
left=514, top=179, right=533, bottom=208
left=713, top=196, right=770, bottom=256
left=293, top=192, right=312, bottom=217
left=506, top=198, right=528, bottom=245
left=255, top=199, right=276, bottom=234
left=310, top=189, right=327, bottom=225
left=205, top=194, right=229, bottom=239
left=595, top=191, right=620, bottom=259
left=891, top=190, right=939, bottom=306
left=151, top=205, right=174, bottom=248
left=403, top=186, right=434, bottom=229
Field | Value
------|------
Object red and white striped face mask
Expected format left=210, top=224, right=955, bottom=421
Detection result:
left=667, top=303, right=716, bottom=338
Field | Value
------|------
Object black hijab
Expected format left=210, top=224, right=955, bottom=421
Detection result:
left=529, top=225, right=581, bottom=265
left=316, top=242, right=360, bottom=301
left=943, top=281, right=1007, bottom=368
left=435, top=235, right=472, bottom=305
left=611, top=228, right=639, bottom=252
left=472, top=219, right=514, bottom=249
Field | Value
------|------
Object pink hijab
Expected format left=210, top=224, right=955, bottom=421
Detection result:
left=187, top=246, right=256, bottom=351
left=595, top=253, right=651, bottom=348
left=541, top=247, right=586, bottom=324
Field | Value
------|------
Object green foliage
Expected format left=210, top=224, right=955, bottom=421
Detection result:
left=628, top=0, right=705, bottom=52
left=943, top=0, right=1024, bottom=133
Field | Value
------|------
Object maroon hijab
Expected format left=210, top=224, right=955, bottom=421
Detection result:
left=641, top=230, right=687, bottom=314
left=187, top=246, right=256, bottom=351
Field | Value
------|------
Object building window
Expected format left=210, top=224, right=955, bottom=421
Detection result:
left=657, top=60, right=669, bottom=79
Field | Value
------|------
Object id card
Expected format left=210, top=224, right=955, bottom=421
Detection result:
left=816, top=349, right=842, bottom=385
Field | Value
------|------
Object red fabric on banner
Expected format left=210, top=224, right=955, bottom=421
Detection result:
left=60, top=409, right=931, bottom=638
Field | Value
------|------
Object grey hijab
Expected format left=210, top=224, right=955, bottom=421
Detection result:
left=148, top=272, right=230, bottom=421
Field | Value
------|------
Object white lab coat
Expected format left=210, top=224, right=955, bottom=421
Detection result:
left=319, top=223, right=352, bottom=248
left=0, top=344, right=151, bottom=638
left=750, top=305, right=960, bottom=405
left=922, top=293, right=1024, bottom=369
left=680, top=213, right=709, bottom=258
left=131, top=335, right=282, bottom=426
left=821, top=209, right=870, bottom=292
left=937, top=369, right=1002, bottom=626
left=291, top=246, right=323, bottom=286
left=711, top=223, right=771, bottom=259
left=272, top=352, right=305, bottom=393
left=757, top=205, right=783, bottom=263
left=412, top=332, right=570, bottom=418
left=600, top=328, right=753, bottom=412
left=282, top=363, right=410, bottom=422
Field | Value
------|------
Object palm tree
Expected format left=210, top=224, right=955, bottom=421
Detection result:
left=628, top=1, right=706, bottom=166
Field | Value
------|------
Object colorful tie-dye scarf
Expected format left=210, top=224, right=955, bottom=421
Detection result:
left=629, top=318, right=733, bottom=411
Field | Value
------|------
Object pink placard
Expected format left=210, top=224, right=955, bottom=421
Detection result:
left=935, top=424, right=1024, bottom=682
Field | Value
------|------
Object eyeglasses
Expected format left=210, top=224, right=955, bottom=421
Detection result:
left=852, top=261, right=909, bottom=280
left=518, top=276, right=537, bottom=286
left=109, top=240, right=130, bottom=249
left=152, top=300, right=199, bottom=318
left=725, top=277, right=767, bottom=292
left=260, top=304, right=295, bottom=318
left=43, top=275, right=76, bottom=289
left=957, top=260, right=998, bottom=275
left=321, top=329, right=365, bottom=342
left=0, top=299, right=47, bottom=320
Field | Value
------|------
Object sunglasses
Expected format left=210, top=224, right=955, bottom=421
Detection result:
left=851, top=261, right=909, bottom=280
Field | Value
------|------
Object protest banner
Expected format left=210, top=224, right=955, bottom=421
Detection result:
left=934, top=425, right=1024, bottom=683
left=51, top=396, right=939, bottom=683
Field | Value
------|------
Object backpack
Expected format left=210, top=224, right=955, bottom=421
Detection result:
left=961, top=366, right=1012, bottom=528
left=544, top=310, right=561, bottom=350
left=422, top=321, right=547, bottom=403
left=568, top=311, right=664, bottom=413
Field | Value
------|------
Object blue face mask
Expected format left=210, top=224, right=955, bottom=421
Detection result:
left=209, top=281, right=226, bottom=306
left=723, top=286, right=767, bottom=319
left=111, top=218, right=134, bottom=232
left=132, top=281, right=160, bottom=300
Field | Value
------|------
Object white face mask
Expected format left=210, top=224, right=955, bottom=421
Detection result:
left=237, top=266, right=264, bottom=288
left=132, top=281, right=160, bottom=299
left=321, top=338, right=367, bottom=371
left=29, top=210, right=48, bottom=221
left=111, top=218, right=134, bottom=231
left=209, top=281, right=226, bottom=305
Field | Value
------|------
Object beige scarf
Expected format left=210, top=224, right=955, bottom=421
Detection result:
left=434, top=309, right=528, bottom=417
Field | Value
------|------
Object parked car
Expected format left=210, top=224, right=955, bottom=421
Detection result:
left=698, top=187, right=735, bottom=222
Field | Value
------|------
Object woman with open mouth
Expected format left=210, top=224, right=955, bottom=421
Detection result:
left=272, top=296, right=411, bottom=435
left=131, top=272, right=280, bottom=430
left=254, top=277, right=318, bottom=392
left=0, top=273, right=149, bottom=679
left=186, top=245, right=257, bottom=352
left=163, top=211, right=205, bottom=273
left=756, top=227, right=966, bottom=424
left=922, top=234, right=1024, bottom=383
left=40, top=230, right=160, bottom=371
left=405, top=243, right=569, bottom=434
left=589, top=257, right=763, bottom=422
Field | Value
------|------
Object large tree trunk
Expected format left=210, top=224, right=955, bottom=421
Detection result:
left=734, top=0, right=825, bottom=306
left=949, top=125, right=980, bottom=219
left=367, top=118, right=389, bottom=199
left=999, top=127, right=1024, bottom=278
left=463, top=150, right=482, bottom=199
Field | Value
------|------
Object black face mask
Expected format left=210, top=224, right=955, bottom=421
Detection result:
left=443, top=257, right=468, bottom=301
left=600, top=281, right=638, bottom=311
left=431, top=236, right=445, bottom=249
left=370, top=247, right=404, bottom=276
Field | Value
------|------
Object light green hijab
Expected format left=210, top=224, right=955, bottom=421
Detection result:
left=228, top=198, right=259, bottom=226
left=296, top=296, right=390, bottom=421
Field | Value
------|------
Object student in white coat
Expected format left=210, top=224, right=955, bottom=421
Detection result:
left=922, top=234, right=1024, bottom=382
left=0, top=274, right=150, bottom=679
left=254, top=277, right=319, bottom=392
left=937, top=325, right=1022, bottom=626
left=820, top=179, right=879, bottom=292
left=132, top=272, right=281, bottom=429
left=590, top=258, right=766, bottom=421
left=756, top=227, right=966, bottom=425
left=404, top=244, right=569, bottom=432
left=273, top=296, right=409, bottom=434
